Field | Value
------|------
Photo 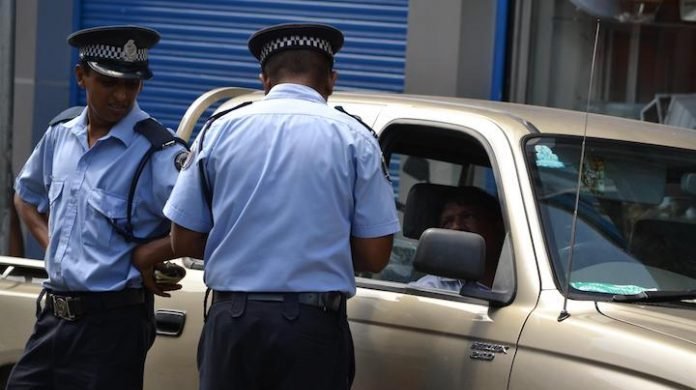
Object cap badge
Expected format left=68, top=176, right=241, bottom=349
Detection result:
left=122, top=39, right=138, bottom=62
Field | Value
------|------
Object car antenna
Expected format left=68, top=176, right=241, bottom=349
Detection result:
left=558, top=18, right=601, bottom=322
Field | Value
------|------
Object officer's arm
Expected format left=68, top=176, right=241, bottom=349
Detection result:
left=132, top=236, right=182, bottom=297
left=170, top=222, right=207, bottom=260
left=8, top=190, right=25, bottom=257
left=350, top=234, right=394, bottom=273
left=14, top=193, right=49, bottom=250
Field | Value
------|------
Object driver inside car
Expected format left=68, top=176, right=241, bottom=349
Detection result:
left=410, top=186, right=505, bottom=291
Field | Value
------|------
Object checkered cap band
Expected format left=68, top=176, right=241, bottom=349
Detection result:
left=259, top=35, right=333, bottom=63
left=79, top=43, right=148, bottom=63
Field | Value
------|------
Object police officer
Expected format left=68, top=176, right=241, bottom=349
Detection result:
left=164, top=23, right=400, bottom=389
left=8, top=25, right=186, bottom=390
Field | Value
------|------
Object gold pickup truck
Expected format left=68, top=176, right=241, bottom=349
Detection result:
left=2, top=88, right=695, bottom=389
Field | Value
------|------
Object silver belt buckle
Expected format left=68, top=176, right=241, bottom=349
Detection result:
left=52, top=295, right=77, bottom=321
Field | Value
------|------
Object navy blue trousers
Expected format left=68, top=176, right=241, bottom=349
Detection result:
left=6, top=302, right=155, bottom=390
left=198, top=297, right=355, bottom=390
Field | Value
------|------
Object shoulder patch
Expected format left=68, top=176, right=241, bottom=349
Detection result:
left=174, top=151, right=190, bottom=171
left=49, top=106, right=84, bottom=126
left=181, top=148, right=196, bottom=171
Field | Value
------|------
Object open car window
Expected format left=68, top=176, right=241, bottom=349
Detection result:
left=357, top=123, right=507, bottom=295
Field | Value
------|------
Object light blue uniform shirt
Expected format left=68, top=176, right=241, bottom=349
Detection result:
left=164, top=83, right=400, bottom=296
left=15, top=104, right=185, bottom=291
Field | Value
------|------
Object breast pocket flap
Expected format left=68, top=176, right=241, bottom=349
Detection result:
left=87, top=190, right=128, bottom=220
left=48, top=181, right=64, bottom=203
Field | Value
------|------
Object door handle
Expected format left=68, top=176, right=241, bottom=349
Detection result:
left=155, top=309, right=186, bottom=337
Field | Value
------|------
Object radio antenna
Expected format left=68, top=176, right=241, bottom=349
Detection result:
left=558, top=18, right=601, bottom=322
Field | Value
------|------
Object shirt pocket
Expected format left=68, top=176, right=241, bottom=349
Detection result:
left=48, top=180, right=64, bottom=206
left=47, top=180, right=65, bottom=241
left=85, top=189, right=129, bottom=248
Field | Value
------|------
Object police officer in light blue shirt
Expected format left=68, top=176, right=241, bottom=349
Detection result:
left=8, top=25, right=186, bottom=390
left=165, top=23, right=400, bottom=389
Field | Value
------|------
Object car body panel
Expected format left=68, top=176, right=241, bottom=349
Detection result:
left=347, top=285, right=531, bottom=389
left=0, top=258, right=45, bottom=369
left=596, top=302, right=696, bottom=345
left=143, top=259, right=205, bottom=389
left=510, top=291, right=696, bottom=389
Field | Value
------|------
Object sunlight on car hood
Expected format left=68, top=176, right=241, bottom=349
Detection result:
left=596, top=302, right=696, bottom=345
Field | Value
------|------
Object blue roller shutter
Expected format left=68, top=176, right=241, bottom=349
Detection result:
left=72, top=0, right=408, bottom=134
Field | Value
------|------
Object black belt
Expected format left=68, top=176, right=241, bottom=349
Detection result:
left=44, top=288, right=145, bottom=321
left=212, top=291, right=344, bottom=312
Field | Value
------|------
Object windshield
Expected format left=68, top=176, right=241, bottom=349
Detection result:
left=526, top=136, right=696, bottom=296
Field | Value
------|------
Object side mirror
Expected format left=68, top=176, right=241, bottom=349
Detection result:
left=413, top=228, right=514, bottom=307
left=413, top=228, right=485, bottom=281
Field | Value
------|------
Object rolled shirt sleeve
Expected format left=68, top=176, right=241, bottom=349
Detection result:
left=15, top=129, right=55, bottom=213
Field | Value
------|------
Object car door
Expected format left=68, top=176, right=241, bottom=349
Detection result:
left=335, top=103, right=540, bottom=389
left=0, top=259, right=47, bottom=385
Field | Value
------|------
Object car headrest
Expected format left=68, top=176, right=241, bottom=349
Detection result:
left=403, top=183, right=498, bottom=239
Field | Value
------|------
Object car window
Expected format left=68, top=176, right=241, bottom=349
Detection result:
left=357, top=124, right=507, bottom=295
left=526, top=136, right=696, bottom=295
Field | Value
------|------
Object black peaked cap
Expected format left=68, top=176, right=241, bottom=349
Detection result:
left=248, top=23, right=344, bottom=66
left=68, top=25, right=160, bottom=80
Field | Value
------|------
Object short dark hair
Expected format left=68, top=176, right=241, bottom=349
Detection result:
left=262, top=49, right=332, bottom=82
left=78, top=59, right=92, bottom=73
left=440, top=187, right=502, bottom=223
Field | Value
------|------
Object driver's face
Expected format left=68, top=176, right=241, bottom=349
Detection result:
left=439, top=202, right=482, bottom=233
left=439, top=201, right=500, bottom=251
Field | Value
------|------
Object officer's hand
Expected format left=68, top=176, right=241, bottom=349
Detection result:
left=132, top=238, right=184, bottom=297
left=154, top=261, right=187, bottom=284
left=140, top=264, right=183, bottom=298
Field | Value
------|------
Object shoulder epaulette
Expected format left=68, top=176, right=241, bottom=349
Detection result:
left=114, top=118, right=189, bottom=244
left=334, top=105, right=391, bottom=183
left=49, top=106, right=84, bottom=126
left=134, top=118, right=188, bottom=150
left=334, top=105, right=379, bottom=140
left=208, top=101, right=254, bottom=124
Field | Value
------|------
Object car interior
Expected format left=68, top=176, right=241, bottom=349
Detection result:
left=357, top=122, right=513, bottom=299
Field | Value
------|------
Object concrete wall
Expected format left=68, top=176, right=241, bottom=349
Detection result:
left=14, top=0, right=73, bottom=176
left=12, top=0, right=37, bottom=177
left=13, top=0, right=73, bottom=258
left=404, top=0, right=497, bottom=99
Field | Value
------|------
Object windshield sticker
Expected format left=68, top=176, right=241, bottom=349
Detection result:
left=571, top=282, right=656, bottom=295
left=534, top=145, right=565, bottom=168
left=582, top=158, right=606, bottom=194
